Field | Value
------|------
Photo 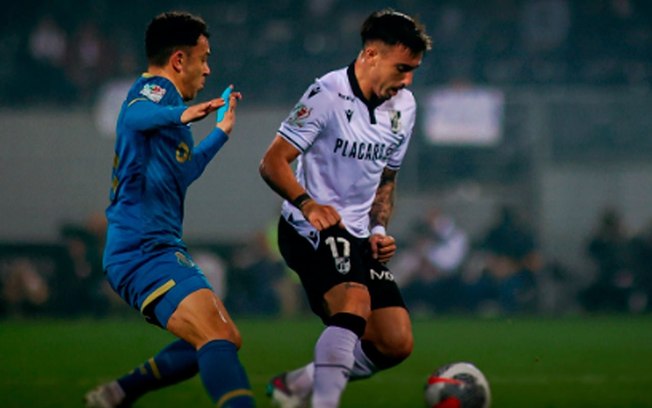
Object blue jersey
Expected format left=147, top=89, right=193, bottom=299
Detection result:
left=103, top=74, right=228, bottom=269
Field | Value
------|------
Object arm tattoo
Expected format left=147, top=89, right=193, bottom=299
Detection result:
left=369, top=168, right=397, bottom=228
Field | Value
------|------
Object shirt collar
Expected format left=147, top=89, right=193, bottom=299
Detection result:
left=346, top=62, right=386, bottom=111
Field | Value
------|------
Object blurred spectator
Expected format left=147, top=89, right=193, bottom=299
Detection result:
left=473, top=1, right=523, bottom=84
left=263, top=219, right=306, bottom=317
left=29, top=14, right=67, bottom=68
left=627, top=220, right=652, bottom=312
left=394, top=208, right=470, bottom=313
left=1, top=257, right=50, bottom=316
left=26, top=14, right=75, bottom=103
left=519, top=0, right=571, bottom=83
left=609, top=0, right=652, bottom=85
left=65, top=20, right=114, bottom=103
left=579, top=207, right=633, bottom=312
left=519, top=0, right=570, bottom=54
left=5, top=0, right=652, bottom=107
left=226, top=229, right=286, bottom=315
left=425, top=3, right=475, bottom=83
left=57, top=212, right=109, bottom=316
left=307, top=0, right=338, bottom=18
left=468, top=205, right=542, bottom=314
left=193, top=249, right=228, bottom=300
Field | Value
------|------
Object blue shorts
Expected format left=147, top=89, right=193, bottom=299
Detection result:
left=105, top=247, right=212, bottom=328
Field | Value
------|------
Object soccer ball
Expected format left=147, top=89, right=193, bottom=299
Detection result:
left=424, top=362, right=491, bottom=408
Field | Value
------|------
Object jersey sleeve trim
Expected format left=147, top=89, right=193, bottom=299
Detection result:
left=278, top=129, right=306, bottom=153
left=127, top=97, right=149, bottom=107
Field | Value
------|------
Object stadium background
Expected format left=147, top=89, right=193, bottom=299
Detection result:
left=1, top=1, right=652, bottom=406
left=3, top=0, right=652, bottom=313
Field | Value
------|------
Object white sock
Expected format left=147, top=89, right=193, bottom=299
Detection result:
left=284, top=339, right=379, bottom=399
left=350, top=340, right=378, bottom=380
left=311, top=326, right=358, bottom=408
left=286, top=363, right=314, bottom=398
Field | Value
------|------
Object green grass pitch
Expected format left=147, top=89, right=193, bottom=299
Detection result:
left=0, top=316, right=651, bottom=407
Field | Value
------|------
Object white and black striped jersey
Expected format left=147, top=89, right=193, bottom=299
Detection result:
left=279, top=63, right=416, bottom=239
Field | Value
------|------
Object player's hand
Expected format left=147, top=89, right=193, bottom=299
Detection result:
left=369, top=233, right=396, bottom=264
left=180, top=99, right=223, bottom=124
left=301, top=200, right=343, bottom=231
left=216, top=86, right=242, bottom=135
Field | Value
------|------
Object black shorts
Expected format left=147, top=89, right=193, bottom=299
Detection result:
left=277, top=216, right=406, bottom=321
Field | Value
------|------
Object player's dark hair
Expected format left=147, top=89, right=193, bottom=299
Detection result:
left=145, top=11, right=210, bottom=67
left=361, top=8, right=432, bottom=55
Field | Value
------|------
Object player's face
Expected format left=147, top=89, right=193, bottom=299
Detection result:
left=179, top=35, right=211, bottom=101
left=370, top=44, right=422, bottom=99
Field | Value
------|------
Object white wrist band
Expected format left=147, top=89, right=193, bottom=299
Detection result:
left=370, top=225, right=386, bottom=236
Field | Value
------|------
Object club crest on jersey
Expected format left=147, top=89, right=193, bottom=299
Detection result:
left=390, top=110, right=401, bottom=133
left=140, top=83, right=166, bottom=103
left=335, top=256, right=351, bottom=274
left=287, top=103, right=312, bottom=128
left=176, top=141, right=191, bottom=163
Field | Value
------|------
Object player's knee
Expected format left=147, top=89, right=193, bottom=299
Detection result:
left=167, top=307, right=241, bottom=349
left=197, top=319, right=242, bottom=350
left=362, top=327, right=413, bottom=369
left=362, top=336, right=412, bottom=370
left=390, top=335, right=413, bottom=361
left=380, top=331, right=413, bottom=361
left=228, top=328, right=243, bottom=350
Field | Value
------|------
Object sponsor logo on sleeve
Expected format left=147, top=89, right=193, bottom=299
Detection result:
left=140, top=83, right=167, bottom=103
left=287, top=103, right=312, bottom=128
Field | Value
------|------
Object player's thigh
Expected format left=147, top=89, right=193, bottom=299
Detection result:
left=364, top=306, right=413, bottom=358
left=278, top=217, right=371, bottom=320
left=323, top=281, right=371, bottom=318
left=166, top=288, right=242, bottom=349
left=362, top=250, right=412, bottom=356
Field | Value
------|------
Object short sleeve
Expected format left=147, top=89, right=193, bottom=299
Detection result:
left=278, top=81, right=334, bottom=152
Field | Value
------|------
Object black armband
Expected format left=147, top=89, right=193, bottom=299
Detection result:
left=291, top=193, right=312, bottom=209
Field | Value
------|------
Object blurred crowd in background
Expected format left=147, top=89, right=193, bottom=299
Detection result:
left=2, top=203, right=651, bottom=318
left=2, top=0, right=652, bottom=318
left=1, top=0, right=651, bottom=107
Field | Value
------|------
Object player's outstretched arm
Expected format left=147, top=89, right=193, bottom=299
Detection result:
left=188, top=87, right=243, bottom=183
left=180, top=98, right=223, bottom=124
left=180, top=86, right=242, bottom=133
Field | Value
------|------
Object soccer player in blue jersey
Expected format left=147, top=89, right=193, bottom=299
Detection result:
left=260, top=9, right=431, bottom=408
left=84, top=11, right=254, bottom=408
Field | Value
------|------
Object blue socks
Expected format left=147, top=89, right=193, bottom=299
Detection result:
left=117, top=339, right=198, bottom=403
left=116, top=338, right=255, bottom=407
left=197, top=339, right=254, bottom=407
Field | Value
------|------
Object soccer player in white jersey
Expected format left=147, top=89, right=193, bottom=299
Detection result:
left=259, top=8, right=432, bottom=408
